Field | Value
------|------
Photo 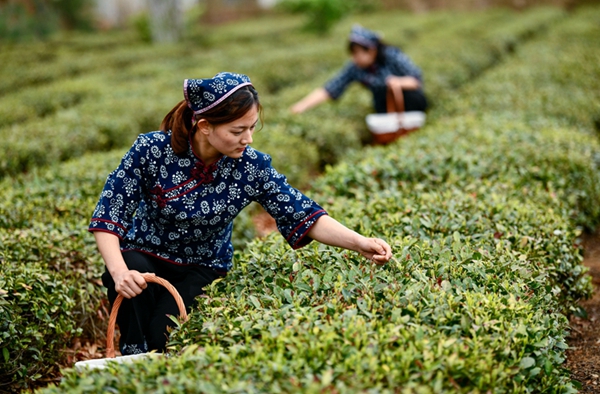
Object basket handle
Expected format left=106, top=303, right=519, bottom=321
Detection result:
left=386, top=84, right=405, bottom=114
left=106, top=273, right=188, bottom=358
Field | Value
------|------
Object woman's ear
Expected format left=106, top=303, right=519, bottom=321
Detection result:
left=196, top=119, right=212, bottom=136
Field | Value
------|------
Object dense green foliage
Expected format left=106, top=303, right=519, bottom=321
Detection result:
left=0, top=5, right=598, bottom=393
left=0, top=152, right=116, bottom=391
left=0, top=7, right=567, bottom=183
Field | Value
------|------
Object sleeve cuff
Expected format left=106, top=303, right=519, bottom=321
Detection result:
left=88, top=219, right=127, bottom=239
left=286, top=210, right=328, bottom=250
left=323, top=85, right=341, bottom=100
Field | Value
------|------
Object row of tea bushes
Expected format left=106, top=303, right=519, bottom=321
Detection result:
left=443, top=6, right=600, bottom=132
left=0, top=7, right=565, bottom=180
left=43, top=228, right=582, bottom=391
left=36, top=6, right=600, bottom=393
left=0, top=65, right=187, bottom=178
left=0, top=16, right=243, bottom=98
left=314, top=115, right=599, bottom=308
left=0, top=152, right=119, bottom=391
left=161, top=188, right=585, bottom=391
left=398, top=6, right=565, bottom=109
left=0, top=78, right=99, bottom=129
left=316, top=116, right=600, bottom=232
left=0, top=32, right=155, bottom=96
left=0, top=226, right=98, bottom=389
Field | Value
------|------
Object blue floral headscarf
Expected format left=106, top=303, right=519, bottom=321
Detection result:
left=348, top=24, right=381, bottom=49
left=184, top=72, right=253, bottom=114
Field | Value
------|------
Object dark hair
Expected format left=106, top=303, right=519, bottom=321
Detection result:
left=348, top=41, right=387, bottom=66
left=160, top=85, right=262, bottom=155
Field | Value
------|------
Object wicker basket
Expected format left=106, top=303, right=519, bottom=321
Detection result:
left=74, top=273, right=187, bottom=370
left=366, top=86, right=426, bottom=145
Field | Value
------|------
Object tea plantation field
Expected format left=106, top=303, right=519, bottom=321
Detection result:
left=1, top=5, right=600, bottom=393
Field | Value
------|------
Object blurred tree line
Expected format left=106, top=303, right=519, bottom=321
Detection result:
left=0, top=0, right=95, bottom=40
left=1, top=0, right=598, bottom=42
left=0, top=0, right=187, bottom=42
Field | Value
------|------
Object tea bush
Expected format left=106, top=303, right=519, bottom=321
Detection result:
left=313, top=121, right=599, bottom=308
left=0, top=152, right=118, bottom=391
left=0, top=220, right=106, bottom=391
left=316, top=115, right=600, bottom=230
left=0, top=261, right=82, bottom=388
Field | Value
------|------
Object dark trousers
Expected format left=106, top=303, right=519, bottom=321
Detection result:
left=372, top=87, right=428, bottom=114
left=101, top=251, right=223, bottom=355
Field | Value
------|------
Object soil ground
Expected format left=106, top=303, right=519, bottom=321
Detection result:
left=566, top=229, right=600, bottom=392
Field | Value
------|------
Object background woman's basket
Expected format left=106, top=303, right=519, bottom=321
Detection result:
left=366, top=86, right=426, bottom=144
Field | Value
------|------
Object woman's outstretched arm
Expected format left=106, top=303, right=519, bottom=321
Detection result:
left=307, top=215, right=392, bottom=265
left=290, top=88, right=331, bottom=114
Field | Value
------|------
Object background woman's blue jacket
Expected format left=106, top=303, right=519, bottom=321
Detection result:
left=324, top=45, right=424, bottom=100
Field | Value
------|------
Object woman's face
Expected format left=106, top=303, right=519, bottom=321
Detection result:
left=351, top=46, right=377, bottom=69
left=206, top=105, right=259, bottom=159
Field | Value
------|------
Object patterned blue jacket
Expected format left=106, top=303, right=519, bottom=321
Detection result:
left=324, top=45, right=423, bottom=100
left=89, top=131, right=327, bottom=271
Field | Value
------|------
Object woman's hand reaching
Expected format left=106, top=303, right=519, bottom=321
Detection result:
left=289, top=88, right=331, bottom=114
left=355, top=237, right=393, bottom=265
left=307, top=215, right=393, bottom=265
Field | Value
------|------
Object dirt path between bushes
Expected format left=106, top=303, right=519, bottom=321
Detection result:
left=565, top=229, right=600, bottom=391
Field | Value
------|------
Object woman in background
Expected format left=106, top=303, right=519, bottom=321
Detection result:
left=291, top=24, right=427, bottom=115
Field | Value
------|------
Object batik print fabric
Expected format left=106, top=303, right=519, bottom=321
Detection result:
left=89, top=131, right=327, bottom=271
left=324, top=46, right=424, bottom=100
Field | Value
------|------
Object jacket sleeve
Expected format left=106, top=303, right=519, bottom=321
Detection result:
left=323, top=62, right=358, bottom=100
left=254, top=155, right=328, bottom=249
left=88, top=135, right=149, bottom=239
left=387, top=47, right=423, bottom=83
